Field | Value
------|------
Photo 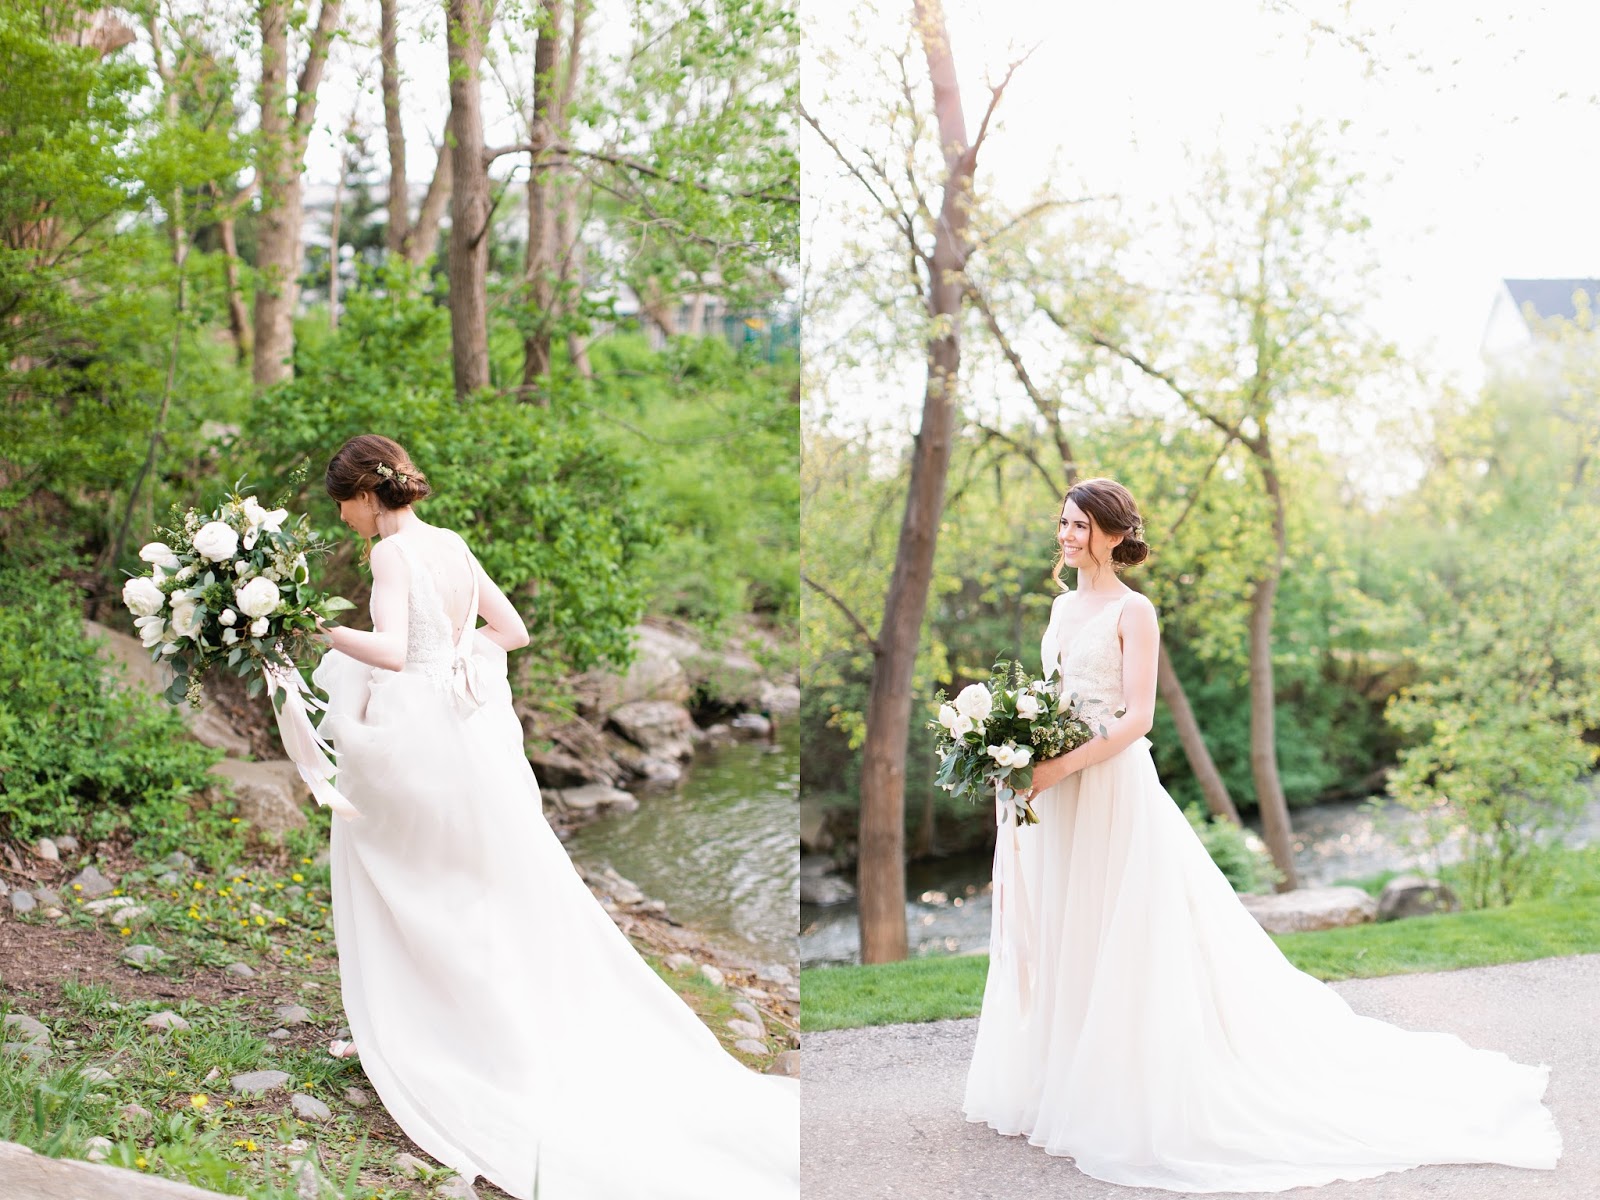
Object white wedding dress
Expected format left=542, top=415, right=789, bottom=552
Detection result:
left=962, top=589, right=1562, bottom=1193
left=310, top=528, right=799, bottom=1199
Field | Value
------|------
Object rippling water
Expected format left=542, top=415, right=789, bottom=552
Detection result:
left=566, top=724, right=798, bottom=968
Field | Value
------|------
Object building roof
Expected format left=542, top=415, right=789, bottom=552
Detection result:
left=1502, top=278, right=1600, bottom=323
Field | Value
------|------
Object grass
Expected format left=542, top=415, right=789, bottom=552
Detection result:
left=2, top=816, right=788, bottom=1198
left=800, top=846, right=1600, bottom=1032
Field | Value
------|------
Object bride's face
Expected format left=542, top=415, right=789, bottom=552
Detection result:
left=1058, top=499, right=1096, bottom=566
left=338, top=493, right=380, bottom=539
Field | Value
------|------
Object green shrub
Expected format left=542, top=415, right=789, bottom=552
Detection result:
left=0, top=567, right=222, bottom=850
left=1183, top=804, right=1281, bottom=894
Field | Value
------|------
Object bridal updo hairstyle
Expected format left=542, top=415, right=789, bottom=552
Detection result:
left=1052, top=476, right=1149, bottom=588
left=325, top=434, right=432, bottom=509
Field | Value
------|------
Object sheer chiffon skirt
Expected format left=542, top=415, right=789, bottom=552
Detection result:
left=315, top=650, right=799, bottom=1199
left=962, top=738, right=1561, bottom=1193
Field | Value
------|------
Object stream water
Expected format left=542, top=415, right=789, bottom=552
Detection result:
left=800, top=781, right=1600, bottom=968
left=565, top=724, right=798, bottom=970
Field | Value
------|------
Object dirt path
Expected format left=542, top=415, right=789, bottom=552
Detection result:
left=801, top=955, right=1599, bottom=1199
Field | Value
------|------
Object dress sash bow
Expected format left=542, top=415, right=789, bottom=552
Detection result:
left=264, top=659, right=362, bottom=821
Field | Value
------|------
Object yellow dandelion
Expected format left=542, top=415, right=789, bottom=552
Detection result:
left=291, top=874, right=303, bottom=883
left=72, top=884, right=83, bottom=892
left=166, top=1070, right=177, bottom=1078
left=119, top=927, right=131, bottom=937
left=275, top=917, right=286, bottom=926
left=189, top=1094, right=208, bottom=1109
left=254, top=915, right=265, bottom=926
left=112, top=888, right=122, bottom=896
left=301, top=857, right=311, bottom=865
left=238, top=919, right=248, bottom=927
left=135, top=1154, right=148, bottom=1168
left=273, top=883, right=283, bottom=891
left=192, top=881, right=205, bottom=891
left=230, top=817, right=240, bottom=824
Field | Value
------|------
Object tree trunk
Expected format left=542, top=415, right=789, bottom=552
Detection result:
left=557, top=2, right=589, bottom=378
left=407, top=136, right=454, bottom=266
left=328, top=166, right=345, bottom=329
left=217, top=208, right=251, bottom=365
left=252, top=0, right=295, bottom=389
left=1155, top=643, right=1240, bottom=823
left=445, top=0, right=491, bottom=397
left=380, top=0, right=409, bottom=256
left=857, top=0, right=976, bottom=965
left=520, top=0, right=562, bottom=396
left=1248, top=432, right=1298, bottom=890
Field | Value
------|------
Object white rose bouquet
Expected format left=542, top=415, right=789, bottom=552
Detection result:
left=120, top=485, right=354, bottom=708
left=927, top=660, right=1119, bottom=825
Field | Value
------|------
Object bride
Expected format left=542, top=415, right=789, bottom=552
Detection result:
left=962, top=476, right=1561, bottom=1193
left=308, top=434, right=799, bottom=1199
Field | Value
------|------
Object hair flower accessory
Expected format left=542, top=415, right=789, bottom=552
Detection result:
left=375, top=462, right=410, bottom=484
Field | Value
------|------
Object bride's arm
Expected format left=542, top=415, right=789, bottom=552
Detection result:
left=471, top=558, right=530, bottom=652
left=1029, top=595, right=1160, bottom=790
left=321, top=539, right=410, bottom=671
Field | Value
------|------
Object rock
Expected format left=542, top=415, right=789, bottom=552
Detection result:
left=165, top=851, right=195, bottom=871
left=203, top=1067, right=220, bottom=1082
left=799, top=800, right=833, bottom=854
left=732, top=1038, right=768, bottom=1056
left=81, top=1066, right=115, bottom=1084
left=664, top=953, right=695, bottom=972
left=54, top=834, right=80, bottom=854
left=545, top=783, right=636, bottom=815
left=84, top=896, right=139, bottom=916
left=799, top=874, right=855, bottom=907
left=268, top=1028, right=292, bottom=1040
left=115, top=905, right=152, bottom=925
left=33, top=887, right=62, bottom=907
left=393, top=1152, right=431, bottom=1179
left=1239, top=886, right=1379, bottom=934
left=699, top=964, right=726, bottom=988
left=581, top=624, right=696, bottom=713
left=3, top=1014, right=50, bottom=1046
left=1378, top=874, right=1460, bottom=921
left=120, top=1102, right=153, bottom=1121
left=2, top=1042, right=51, bottom=1063
left=730, top=712, right=772, bottom=738
left=1, top=1139, right=239, bottom=1199
left=120, top=944, right=166, bottom=969
left=731, top=1001, right=765, bottom=1030
left=84, top=618, right=252, bottom=757
left=142, top=1011, right=190, bottom=1032
left=727, top=1019, right=765, bottom=1041
left=42, top=907, right=65, bottom=920
left=289, top=1093, right=331, bottom=1122
left=224, top=962, right=256, bottom=978
left=597, top=868, right=646, bottom=907
left=8, top=890, right=36, bottom=915
left=284, top=885, right=304, bottom=900
left=608, top=700, right=697, bottom=762
left=156, top=872, right=181, bottom=887
left=34, top=838, right=59, bottom=863
left=273, top=1004, right=311, bottom=1026
left=208, top=759, right=310, bottom=842
left=288, top=1157, right=322, bottom=1200
left=757, top=963, right=794, bottom=987
left=69, top=866, right=115, bottom=899
left=84, top=1135, right=112, bottom=1162
left=230, top=1069, right=291, bottom=1096
left=437, top=1175, right=480, bottom=1200
left=767, top=1050, right=800, bottom=1077
left=343, top=1086, right=372, bottom=1109
left=758, top=680, right=801, bottom=716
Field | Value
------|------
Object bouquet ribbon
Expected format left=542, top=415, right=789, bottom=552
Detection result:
left=992, top=781, right=1035, bottom=1009
left=264, top=660, right=362, bottom=821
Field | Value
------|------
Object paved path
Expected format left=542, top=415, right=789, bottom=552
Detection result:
left=802, top=955, right=1600, bottom=1199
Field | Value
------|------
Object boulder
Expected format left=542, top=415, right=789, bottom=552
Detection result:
left=1239, top=886, right=1378, bottom=934
left=608, top=700, right=696, bottom=762
left=543, top=783, right=636, bottom=816
left=579, top=624, right=696, bottom=714
left=1378, top=874, right=1460, bottom=922
left=799, top=801, right=833, bottom=854
left=230, top=1069, right=290, bottom=1095
left=799, top=874, right=856, bottom=907
left=766, top=1050, right=800, bottom=1077
left=289, top=1093, right=331, bottom=1122
left=84, top=619, right=251, bottom=757
left=8, top=891, right=36, bottom=915
left=208, top=759, right=310, bottom=842
left=3, top=1014, right=50, bottom=1046
left=758, top=680, right=801, bottom=716
left=0, top=1139, right=235, bottom=1198
left=69, top=866, right=115, bottom=899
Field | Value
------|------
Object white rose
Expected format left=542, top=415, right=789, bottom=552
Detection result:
left=954, top=683, right=993, bottom=725
left=234, top=576, right=280, bottom=619
left=122, top=576, right=165, bottom=618
left=160, top=642, right=178, bottom=656
left=176, top=564, right=197, bottom=582
left=138, top=542, right=181, bottom=570
left=219, top=608, right=237, bottom=627
left=133, top=614, right=166, bottom=648
left=986, top=742, right=1032, bottom=770
left=193, top=520, right=239, bottom=562
left=1016, top=692, right=1043, bottom=720
left=937, top=702, right=961, bottom=732
left=168, top=600, right=203, bottom=640
left=249, top=616, right=269, bottom=637
left=222, top=628, right=239, bottom=645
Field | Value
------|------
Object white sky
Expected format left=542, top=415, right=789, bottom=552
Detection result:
left=800, top=0, right=1600, bottom=461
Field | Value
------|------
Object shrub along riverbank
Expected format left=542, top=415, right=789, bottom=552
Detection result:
left=799, top=846, right=1600, bottom=1032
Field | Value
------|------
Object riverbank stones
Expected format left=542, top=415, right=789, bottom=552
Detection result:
left=230, top=1069, right=290, bottom=1095
left=1378, top=874, right=1460, bottom=921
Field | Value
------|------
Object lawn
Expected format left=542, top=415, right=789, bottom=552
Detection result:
left=800, top=846, right=1600, bottom=1032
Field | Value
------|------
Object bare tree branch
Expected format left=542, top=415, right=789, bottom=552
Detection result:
left=966, top=278, right=1076, bottom=479
left=803, top=573, right=881, bottom=654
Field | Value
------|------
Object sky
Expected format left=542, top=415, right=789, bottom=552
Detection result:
left=800, top=0, right=1600, bottom=484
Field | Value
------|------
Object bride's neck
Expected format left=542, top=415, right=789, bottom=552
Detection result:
left=375, top=507, right=421, bottom=539
left=1075, top=568, right=1122, bottom=595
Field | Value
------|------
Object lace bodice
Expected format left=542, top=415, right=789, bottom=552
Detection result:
left=385, top=531, right=477, bottom=690
left=1041, top=591, right=1129, bottom=725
